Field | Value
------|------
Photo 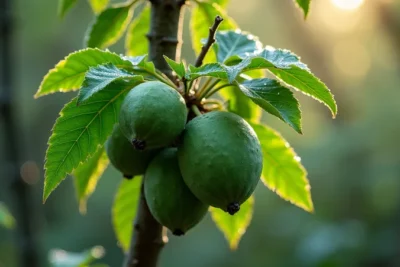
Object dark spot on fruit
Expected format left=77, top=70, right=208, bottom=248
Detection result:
left=123, top=174, right=133, bottom=179
left=227, top=202, right=240, bottom=215
left=173, top=229, right=185, bottom=236
left=132, top=139, right=146, bottom=150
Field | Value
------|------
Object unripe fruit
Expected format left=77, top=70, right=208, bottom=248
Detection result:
left=144, top=148, right=208, bottom=235
left=119, top=81, right=187, bottom=150
left=178, top=111, right=263, bottom=215
left=105, top=125, right=158, bottom=178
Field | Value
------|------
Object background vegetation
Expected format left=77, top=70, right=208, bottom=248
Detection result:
left=1, top=0, right=400, bottom=266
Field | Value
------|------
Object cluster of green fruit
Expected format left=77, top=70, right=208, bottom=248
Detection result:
left=106, top=81, right=263, bottom=236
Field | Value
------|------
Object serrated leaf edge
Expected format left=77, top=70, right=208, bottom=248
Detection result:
left=43, top=89, right=127, bottom=202
left=34, top=48, right=131, bottom=98
left=254, top=124, right=314, bottom=212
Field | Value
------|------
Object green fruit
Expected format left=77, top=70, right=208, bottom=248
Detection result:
left=106, top=125, right=158, bottom=178
left=178, top=111, right=262, bottom=215
left=144, top=148, right=208, bottom=235
left=119, top=81, right=187, bottom=150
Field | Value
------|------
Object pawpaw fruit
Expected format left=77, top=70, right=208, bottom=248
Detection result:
left=144, top=148, right=208, bottom=235
left=178, top=111, right=262, bottom=215
left=105, top=125, right=158, bottom=178
left=119, top=81, right=187, bottom=150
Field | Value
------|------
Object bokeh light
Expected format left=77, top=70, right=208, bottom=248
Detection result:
left=333, top=40, right=371, bottom=79
left=20, top=160, right=40, bottom=185
left=331, top=0, right=364, bottom=11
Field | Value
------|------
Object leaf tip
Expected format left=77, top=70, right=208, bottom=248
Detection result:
left=42, top=183, right=53, bottom=203
left=42, top=193, right=49, bottom=204
left=79, top=200, right=88, bottom=215
left=229, top=242, right=239, bottom=251
left=302, top=185, right=314, bottom=213
left=76, top=97, right=83, bottom=106
left=304, top=201, right=315, bottom=213
left=294, top=126, right=303, bottom=135
left=331, top=107, right=338, bottom=119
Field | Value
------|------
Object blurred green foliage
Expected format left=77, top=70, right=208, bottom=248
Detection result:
left=1, top=0, right=400, bottom=266
left=0, top=203, right=16, bottom=229
left=48, top=246, right=106, bottom=267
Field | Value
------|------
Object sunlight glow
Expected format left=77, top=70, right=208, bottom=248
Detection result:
left=333, top=40, right=370, bottom=79
left=331, top=0, right=364, bottom=10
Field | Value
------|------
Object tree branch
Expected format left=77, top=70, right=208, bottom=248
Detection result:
left=124, top=0, right=185, bottom=266
left=123, top=183, right=167, bottom=267
left=194, top=16, right=223, bottom=67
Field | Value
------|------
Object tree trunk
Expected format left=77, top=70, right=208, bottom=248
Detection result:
left=0, top=0, right=39, bottom=266
left=123, top=1, right=185, bottom=266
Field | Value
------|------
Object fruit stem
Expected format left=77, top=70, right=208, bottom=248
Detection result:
left=191, top=105, right=203, bottom=117
left=153, top=71, right=177, bottom=88
left=203, top=99, right=224, bottom=110
left=196, top=78, right=220, bottom=100
left=198, top=77, right=212, bottom=92
left=204, top=83, right=231, bottom=98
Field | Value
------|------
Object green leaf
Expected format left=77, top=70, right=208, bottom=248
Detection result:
left=78, top=63, right=144, bottom=104
left=238, top=78, right=302, bottom=133
left=190, top=2, right=237, bottom=63
left=112, top=178, right=142, bottom=252
left=214, top=30, right=262, bottom=64
left=0, top=203, right=15, bottom=229
left=204, top=0, right=229, bottom=8
left=88, top=0, right=109, bottom=14
left=86, top=3, right=134, bottom=49
left=220, top=85, right=261, bottom=121
left=58, top=0, right=78, bottom=18
left=73, top=147, right=109, bottom=214
left=224, top=57, right=254, bottom=83
left=123, top=55, right=174, bottom=86
left=125, top=4, right=150, bottom=56
left=242, top=48, right=337, bottom=116
left=164, top=56, right=186, bottom=79
left=48, top=246, right=105, bottom=267
left=250, top=123, right=313, bottom=212
left=43, top=79, right=140, bottom=201
left=210, top=196, right=254, bottom=250
left=257, top=48, right=309, bottom=70
left=35, top=48, right=131, bottom=98
left=294, top=0, right=311, bottom=18
left=218, top=73, right=262, bottom=121
left=124, top=55, right=157, bottom=75
left=186, top=63, right=228, bottom=80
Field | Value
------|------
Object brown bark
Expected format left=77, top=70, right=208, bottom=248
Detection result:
left=123, top=1, right=185, bottom=266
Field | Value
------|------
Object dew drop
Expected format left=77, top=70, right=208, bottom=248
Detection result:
left=284, top=142, right=290, bottom=148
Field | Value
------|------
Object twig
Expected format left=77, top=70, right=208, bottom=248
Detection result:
left=194, top=16, right=223, bottom=67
